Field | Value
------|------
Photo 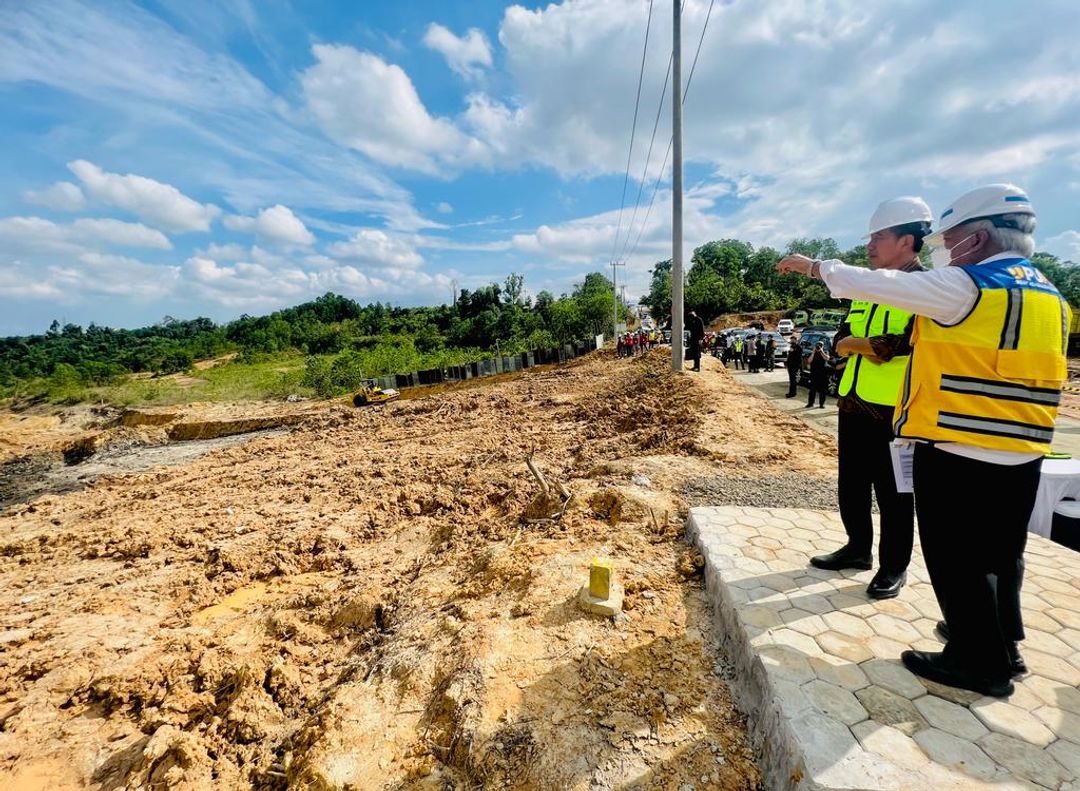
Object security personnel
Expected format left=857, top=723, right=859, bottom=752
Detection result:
left=809, top=198, right=932, bottom=603
left=779, top=184, right=1068, bottom=698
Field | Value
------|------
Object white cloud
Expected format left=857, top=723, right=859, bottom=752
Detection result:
left=1042, top=231, right=1080, bottom=262
left=422, top=23, right=493, bottom=80
left=0, top=253, right=179, bottom=303
left=73, top=253, right=180, bottom=297
left=22, top=181, right=86, bottom=211
left=182, top=255, right=304, bottom=310
left=301, top=44, right=484, bottom=174
left=178, top=253, right=450, bottom=312
left=0, top=215, right=172, bottom=252
left=199, top=242, right=248, bottom=261
left=70, top=218, right=172, bottom=249
left=223, top=204, right=315, bottom=246
left=0, top=262, right=65, bottom=300
left=512, top=218, right=618, bottom=265
left=326, top=228, right=424, bottom=269
left=68, top=160, right=220, bottom=232
left=436, top=201, right=454, bottom=214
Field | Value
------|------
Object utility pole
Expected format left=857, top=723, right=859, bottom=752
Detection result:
left=670, top=0, right=684, bottom=372
left=610, top=259, right=625, bottom=340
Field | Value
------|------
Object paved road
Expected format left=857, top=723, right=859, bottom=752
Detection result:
left=727, top=363, right=1080, bottom=457
left=726, top=366, right=841, bottom=438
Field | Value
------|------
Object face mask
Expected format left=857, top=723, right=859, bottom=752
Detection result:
left=928, top=231, right=980, bottom=268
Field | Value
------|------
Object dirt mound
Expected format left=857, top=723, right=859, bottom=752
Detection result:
left=0, top=348, right=835, bottom=789
left=707, top=310, right=787, bottom=331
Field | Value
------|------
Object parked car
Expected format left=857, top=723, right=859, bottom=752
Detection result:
left=777, top=318, right=795, bottom=335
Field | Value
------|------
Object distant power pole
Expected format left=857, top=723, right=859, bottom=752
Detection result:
left=449, top=278, right=459, bottom=309
left=670, top=0, right=684, bottom=372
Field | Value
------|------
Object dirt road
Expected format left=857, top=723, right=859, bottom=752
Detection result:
left=0, top=350, right=836, bottom=790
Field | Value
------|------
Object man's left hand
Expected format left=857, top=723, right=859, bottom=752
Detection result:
left=777, top=254, right=815, bottom=276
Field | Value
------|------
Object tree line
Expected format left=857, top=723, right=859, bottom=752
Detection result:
left=0, top=272, right=630, bottom=395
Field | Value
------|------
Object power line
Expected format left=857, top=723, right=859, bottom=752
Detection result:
left=608, top=0, right=654, bottom=269
left=615, top=0, right=686, bottom=268
left=618, top=49, right=672, bottom=267
left=682, top=0, right=715, bottom=101
left=622, top=0, right=716, bottom=268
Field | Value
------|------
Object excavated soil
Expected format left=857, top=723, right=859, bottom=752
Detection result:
left=0, top=350, right=835, bottom=790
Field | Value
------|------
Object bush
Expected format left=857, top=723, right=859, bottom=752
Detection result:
left=330, top=351, right=366, bottom=392
left=302, top=356, right=335, bottom=398
left=78, top=361, right=128, bottom=386
left=159, top=349, right=194, bottom=374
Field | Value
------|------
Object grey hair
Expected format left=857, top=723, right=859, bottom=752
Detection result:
left=965, top=213, right=1036, bottom=258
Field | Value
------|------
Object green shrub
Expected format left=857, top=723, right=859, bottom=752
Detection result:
left=302, top=356, right=335, bottom=398
left=330, top=351, right=366, bottom=391
left=159, top=349, right=194, bottom=374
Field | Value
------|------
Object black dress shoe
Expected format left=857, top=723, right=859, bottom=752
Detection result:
left=901, top=649, right=1014, bottom=698
left=867, top=570, right=906, bottom=600
left=1007, top=642, right=1028, bottom=677
left=809, top=544, right=872, bottom=571
left=935, top=621, right=1027, bottom=678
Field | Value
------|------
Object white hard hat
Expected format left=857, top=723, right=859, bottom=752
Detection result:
left=925, top=183, right=1035, bottom=246
left=864, top=196, right=933, bottom=237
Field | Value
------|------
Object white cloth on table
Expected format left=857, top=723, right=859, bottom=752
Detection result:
left=1028, top=457, right=1080, bottom=537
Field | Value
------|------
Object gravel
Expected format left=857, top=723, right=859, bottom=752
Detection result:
left=684, top=472, right=845, bottom=511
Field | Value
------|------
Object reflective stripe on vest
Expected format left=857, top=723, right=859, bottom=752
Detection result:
left=837, top=298, right=913, bottom=406
left=893, top=257, right=1069, bottom=454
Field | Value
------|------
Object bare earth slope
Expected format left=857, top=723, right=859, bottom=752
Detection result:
left=0, top=350, right=834, bottom=790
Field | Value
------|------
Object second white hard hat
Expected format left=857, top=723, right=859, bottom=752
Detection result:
left=924, top=183, right=1035, bottom=247
left=864, top=196, right=933, bottom=238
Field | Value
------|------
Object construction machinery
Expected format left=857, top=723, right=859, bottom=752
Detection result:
left=352, top=379, right=400, bottom=407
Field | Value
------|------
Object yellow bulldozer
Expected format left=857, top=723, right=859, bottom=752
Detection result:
left=352, top=379, right=400, bottom=407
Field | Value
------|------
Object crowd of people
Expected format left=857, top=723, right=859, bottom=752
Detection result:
left=615, top=328, right=660, bottom=357
left=709, top=329, right=778, bottom=373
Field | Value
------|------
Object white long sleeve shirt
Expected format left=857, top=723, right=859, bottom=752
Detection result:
left=817, top=252, right=1040, bottom=466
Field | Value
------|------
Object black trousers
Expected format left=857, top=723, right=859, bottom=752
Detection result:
left=913, top=444, right=1040, bottom=680
left=837, top=411, right=914, bottom=573
left=689, top=341, right=701, bottom=369
left=786, top=367, right=798, bottom=396
left=806, top=375, right=828, bottom=406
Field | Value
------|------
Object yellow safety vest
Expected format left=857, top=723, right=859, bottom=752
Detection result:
left=837, top=299, right=913, bottom=406
left=893, top=257, right=1069, bottom=454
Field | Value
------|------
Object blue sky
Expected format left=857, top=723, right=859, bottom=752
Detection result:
left=2, top=0, right=1079, bottom=336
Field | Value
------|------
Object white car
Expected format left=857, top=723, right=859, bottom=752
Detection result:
left=777, top=319, right=795, bottom=335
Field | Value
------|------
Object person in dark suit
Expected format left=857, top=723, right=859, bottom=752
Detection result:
left=687, top=310, right=705, bottom=371
left=785, top=335, right=802, bottom=397
left=806, top=342, right=829, bottom=408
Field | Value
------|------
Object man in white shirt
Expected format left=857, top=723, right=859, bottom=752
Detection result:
left=777, top=184, right=1069, bottom=698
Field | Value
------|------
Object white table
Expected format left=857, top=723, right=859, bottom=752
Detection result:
left=1028, top=457, right=1080, bottom=537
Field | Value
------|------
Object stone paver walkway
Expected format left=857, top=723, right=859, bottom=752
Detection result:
left=688, top=505, right=1080, bottom=791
